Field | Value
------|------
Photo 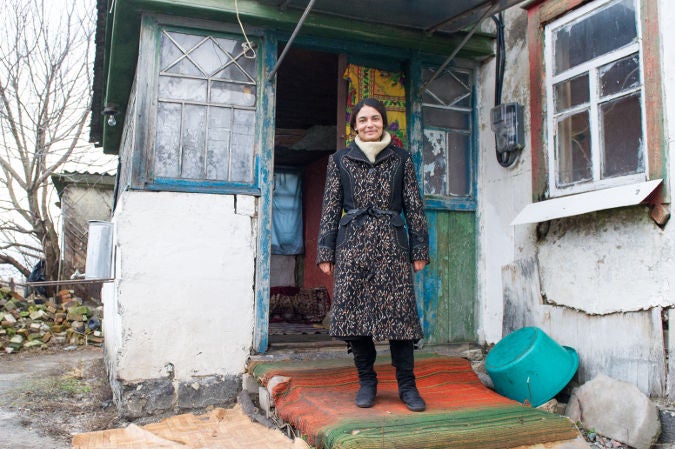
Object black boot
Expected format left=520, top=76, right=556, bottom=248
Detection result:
left=390, top=340, right=425, bottom=412
left=350, top=337, right=377, bottom=408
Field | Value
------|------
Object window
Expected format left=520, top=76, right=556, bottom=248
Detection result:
left=545, top=0, right=645, bottom=196
left=149, top=27, right=259, bottom=192
left=421, top=66, right=474, bottom=203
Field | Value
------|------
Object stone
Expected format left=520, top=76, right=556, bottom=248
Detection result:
left=177, top=375, right=240, bottom=411
left=461, top=348, right=485, bottom=361
left=566, top=373, right=661, bottom=449
left=29, top=310, right=46, bottom=320
left=659, top=405, right=675, bottom=443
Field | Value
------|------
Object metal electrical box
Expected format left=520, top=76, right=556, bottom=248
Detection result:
left=491, top=102, right=525, bottom=154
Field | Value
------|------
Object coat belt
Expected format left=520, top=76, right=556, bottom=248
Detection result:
left=339, top=207, right=403, bottom=228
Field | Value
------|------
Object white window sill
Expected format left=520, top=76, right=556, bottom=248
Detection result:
left=511, top=179, right=662, bottom=225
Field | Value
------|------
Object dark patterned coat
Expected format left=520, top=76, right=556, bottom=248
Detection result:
left=316, top=142, right=429, bottom=341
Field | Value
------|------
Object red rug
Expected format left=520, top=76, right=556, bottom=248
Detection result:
left=250, top=354, right=579, bottom=449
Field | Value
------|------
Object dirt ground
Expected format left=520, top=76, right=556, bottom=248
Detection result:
left=0, top=345, right=120, bottom=449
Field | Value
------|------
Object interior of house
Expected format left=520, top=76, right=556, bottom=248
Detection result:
left=269, top=46, right=341, bottom=346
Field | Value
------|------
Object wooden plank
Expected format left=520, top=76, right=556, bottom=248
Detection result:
left=435, top=211, right=452, bottom=344
left=253, top=31, right=278, bottom=353
left=446, top=211, right=476, bottom=342
left=423, top=210, right=476, bottom=344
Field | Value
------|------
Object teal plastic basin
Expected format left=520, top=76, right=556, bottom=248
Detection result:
left=485, top=327, right=578, bottom=407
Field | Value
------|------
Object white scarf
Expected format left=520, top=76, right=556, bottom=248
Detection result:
left=354, top=131, right=391, bottom=163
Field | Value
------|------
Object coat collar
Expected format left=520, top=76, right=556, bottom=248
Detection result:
left=345, top=142, right=396, bottom=165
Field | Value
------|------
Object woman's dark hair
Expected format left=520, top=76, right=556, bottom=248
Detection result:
left=349, top=98, right=389, bottom=131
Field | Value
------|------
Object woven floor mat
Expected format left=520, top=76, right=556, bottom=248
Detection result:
left=250, top=354, right=581, bottom=449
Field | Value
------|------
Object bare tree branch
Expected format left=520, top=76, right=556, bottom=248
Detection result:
left=0, top=0, right=105, bottom=282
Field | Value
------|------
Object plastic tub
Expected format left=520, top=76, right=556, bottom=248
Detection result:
left=485, top=326, right=578, bottom=407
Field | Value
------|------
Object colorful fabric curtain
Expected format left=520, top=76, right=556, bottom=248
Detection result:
left=344, top=64, right=407, bottom=148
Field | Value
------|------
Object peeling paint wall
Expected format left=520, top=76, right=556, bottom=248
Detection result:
left=502, top=256, right=667, bottom=397
left=538, top=207, right=675, bottom=314
left=102, top=190, right=257, bottom=416
left=477, top=1, right=675, bottom=398
left=476, top=5, right=537, bottom=345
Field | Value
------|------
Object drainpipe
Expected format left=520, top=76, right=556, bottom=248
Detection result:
left=267, top=0, right=317, bottom=82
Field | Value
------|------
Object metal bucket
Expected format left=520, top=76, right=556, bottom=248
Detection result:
left=485, top=326, right=578, bottom=407
left=85, top=221, right=113, bottom=280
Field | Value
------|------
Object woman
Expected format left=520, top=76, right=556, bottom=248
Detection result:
left=317, top=98, right=429, bottom=412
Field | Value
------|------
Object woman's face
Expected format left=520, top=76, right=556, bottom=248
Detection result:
left=354, top=105, right=384, bottom=142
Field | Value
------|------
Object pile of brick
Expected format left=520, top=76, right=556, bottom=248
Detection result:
left=0, top=287, right=103, bottom=354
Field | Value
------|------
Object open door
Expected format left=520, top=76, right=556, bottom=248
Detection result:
left=267, top=47, right=339, bottom=347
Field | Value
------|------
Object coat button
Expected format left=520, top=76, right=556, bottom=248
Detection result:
left=368, top=168, right=375, bottom=174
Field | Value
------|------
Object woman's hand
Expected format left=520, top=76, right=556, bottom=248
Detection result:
left=319, top=262, right=334, bottom=275
left=412, top=260, right=426, bottom=272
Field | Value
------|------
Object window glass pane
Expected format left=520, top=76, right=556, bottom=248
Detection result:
left=181, top=105, right=207, bottom=179
left=215, top=62, right=255, bottom=83
left=154, top=102, right=182, bottom=178
left=158, top=76, right=207, bottom=102
left=423, top=108, right=470, bottom=130
left=165, top=58, right=203, bottom=76
left=167, top=32, right=204, bottom=52
left=422, top=130, right=448, bottom=195
left=554, top=0, right=636, bottom=74
left=554, top=74, right=589, bottom=112
left=191, top=38, right=230, bottom=77
left=210, top=81, right=256, bottom=106
left=161, top=32, right=203, bottom=69
left=448, top=132, right=471, bottom=196
left=206, top=106, right=233, bottom=180
left=214, top=37, right=239, bottom=55
left=234, top=54, right=257, bottom=79
left=230, top=110, right=255, bottom=182
left=422, top=68, right=471, bottom=108
left=599, top=53, right=640, bottom=97
left=602, top=93, right=643, bottom=178
left=160, top=35, right=184, bottom=72
left=556, top=110, right=592, bottom=186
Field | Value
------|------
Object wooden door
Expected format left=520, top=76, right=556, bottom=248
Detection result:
left=414, top=63, right=477, bottom=344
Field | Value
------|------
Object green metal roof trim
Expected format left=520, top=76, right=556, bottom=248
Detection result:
left=93, top=0, right=501, bottom=154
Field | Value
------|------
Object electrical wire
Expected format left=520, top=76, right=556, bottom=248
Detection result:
left=492, top=12, right=518, bottom=167
left=235, top=0, right=257, bottom=59
left=492, top=13, right=505, bottom=107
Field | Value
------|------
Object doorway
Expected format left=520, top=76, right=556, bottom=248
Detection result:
left=269, top=47, right=341, bottom=346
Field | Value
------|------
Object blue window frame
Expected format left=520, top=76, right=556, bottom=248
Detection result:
left=143, top=23, right=262, bottom=194
left=420, top=65, right=476, bottom=210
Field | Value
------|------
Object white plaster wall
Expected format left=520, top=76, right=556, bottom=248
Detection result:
left=103, top=190, right=256, bottom=382
left=477, top=7, right=536, bottom=344
left=538, top=207, right=675, bottom=314
left=477, top=3, right=675, bottom=344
